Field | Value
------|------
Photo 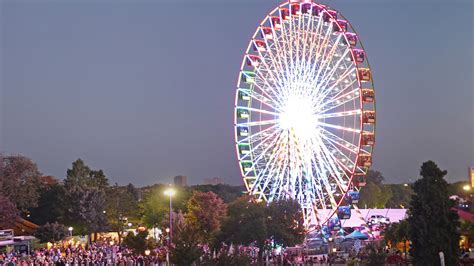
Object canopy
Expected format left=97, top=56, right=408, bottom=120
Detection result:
left=344, top=230, right=368, bottom=240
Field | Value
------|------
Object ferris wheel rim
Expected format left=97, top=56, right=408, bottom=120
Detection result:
left=233, top=0, right=376, bottom=226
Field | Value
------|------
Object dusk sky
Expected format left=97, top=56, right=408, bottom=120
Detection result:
left=1, top=0, right=473, bottom=186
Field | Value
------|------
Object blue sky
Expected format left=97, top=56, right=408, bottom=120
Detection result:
left=1, top=0, right=472, bottom=186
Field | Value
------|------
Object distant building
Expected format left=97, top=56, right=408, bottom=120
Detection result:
left=174, top=175, right=188, bottom=187
left=470, top=167, right=474, bottom=188
left=203, top=177, right=225, bottom=185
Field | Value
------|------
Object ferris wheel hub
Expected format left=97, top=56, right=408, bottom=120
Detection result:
left=279, top=95, right=318, bottom=139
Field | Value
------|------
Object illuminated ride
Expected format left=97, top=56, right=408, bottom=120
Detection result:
left=234, top=0, right=376, bottom=228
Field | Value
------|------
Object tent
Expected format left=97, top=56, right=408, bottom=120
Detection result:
left=344, top=230, right=368, bottom=240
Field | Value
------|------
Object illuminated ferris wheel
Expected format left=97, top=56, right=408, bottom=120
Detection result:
left=234, top=0, right=376, bottom=227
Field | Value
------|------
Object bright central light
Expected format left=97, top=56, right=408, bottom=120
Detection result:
left=279, top=95, right=318, bottom=139
left=164, top=188, right=176, bottom=197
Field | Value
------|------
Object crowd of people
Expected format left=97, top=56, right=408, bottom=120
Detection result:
left=0, top=241, right=170, bottom=266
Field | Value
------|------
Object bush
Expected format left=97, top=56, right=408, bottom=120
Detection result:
left=364, top=242, right=387, bottom=266
left=123, top=231, right=154, bottom=255
left=34, top=222, right=68, bottom=243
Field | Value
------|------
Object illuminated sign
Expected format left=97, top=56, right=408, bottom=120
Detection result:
left=0, top=229, right=14, bottom=241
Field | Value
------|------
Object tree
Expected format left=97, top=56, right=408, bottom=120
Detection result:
left=0, top=194, right=18, bottom=229
left=359, top=183, right=392, bottom=208
left=408, top=161, right=460, bottom=266
left=191, top=184, right=246, bottom=203
left=384, top=220, right=409, bottom=260
left=366, top=170, right=385, bottom=185
left=0, top=154, right=41, bottom=210
left=186, top=191, right=227, bottom=243
left=218, top=196, right=267, bottom=250
left=71, top=186, right=108, bottom=235
left=141, top=185, right=170, bottom=230
left=170, top=220, right=203, bottom=265
left=364, top=242, right=387, bottom=266
left=359, top=170, right=392, bottom=208
left=28, top=182, right=66, bottom=225
left=123, top=230, right=154, bottom=255
left=385, top=184, right=413, bottom=208
left=265, top=199, right=305, bottom=247
left=34, top=222, right=68, bottom=243
left=63, top=159, right=108, bottom=236
left=65, top=159, right=108, bottom=189
left=105, top=184, right=141, bottom=244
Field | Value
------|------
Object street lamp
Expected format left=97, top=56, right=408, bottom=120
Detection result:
left=164, top=187, right=175, bottom=244
left=68, top=227, right=73, bottom=237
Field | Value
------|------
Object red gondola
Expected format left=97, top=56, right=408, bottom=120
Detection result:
left=361, top=88, right=375, bottom=103
left=362, top=110, right=376, bottom=124
left=352, top=49, right=365, bottom=63
left=333, top=19, right=348, bottom=32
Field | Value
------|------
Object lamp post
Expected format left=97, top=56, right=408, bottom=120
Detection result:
left=68, top=227, right=73, bottom=237
left=164, top=187, right=175, bottom=245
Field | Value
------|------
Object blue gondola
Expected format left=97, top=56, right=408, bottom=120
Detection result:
left=346, top=191, right=360, bottom=204
left=321, top=225, right=330, bottom=238
left=237, top=126, right=249, bottom=137
left=328, top=217, right=341, bottom=231
left=337, top=205, right=351, bottom=220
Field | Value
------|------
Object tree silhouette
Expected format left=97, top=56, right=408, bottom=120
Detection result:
left=408, top=161, right=460, bottom=266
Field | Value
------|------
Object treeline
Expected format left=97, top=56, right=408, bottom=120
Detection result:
left=0, top=154, right=306, bottom=261
left=358, top=170, right=471, bottom=210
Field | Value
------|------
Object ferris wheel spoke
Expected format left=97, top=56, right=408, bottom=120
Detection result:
left=317, top=88, right=359, bottom=113
left=314, top=138, right=348, bottom=192
left=250, top=131, right=286, bottom=172
left=316, top=58, right=352, bottom=101
left=254, top=64, right=286, bottom=102
left=316, top=36, right=345, bottom=89
left=237, top=106, right=280, bottom=117
left=236, top=119, right=278, bottom=127
left=255, top=58, right=285, bottom=97
left=322, top=140, right=356, bottom=177
left=318, top=121, right=361, bottom=133
left=255, top=133, right=289, bottom=195
left=250, top=81, right=285, bottom=107
left=237, top=124, right=278, bottom=144
left=246, top=130, right=283, bottom=163
left=305, top=138, right=337, bottom=205
left=312, top=26, right=334, bottom=86
left=251, top=35, right=287, bottom=90
left=319, top=127, right=360, bottom=154
left=268, top=26, right=291, bottom=89
left=239, top=90, right=283, bottom=113
left=318, top=109, right=361, bottom=119
left=298, top=16, right=313, bottom=75
left=323, top=67, right=357, bottom=96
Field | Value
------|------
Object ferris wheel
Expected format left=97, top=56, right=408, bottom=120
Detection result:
left=234, top=0, right=376, bottom=227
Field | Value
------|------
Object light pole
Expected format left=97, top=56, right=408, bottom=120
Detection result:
left=68, top=227, right=73, bottom=237
left=164, top=187, right=175, bottom=245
